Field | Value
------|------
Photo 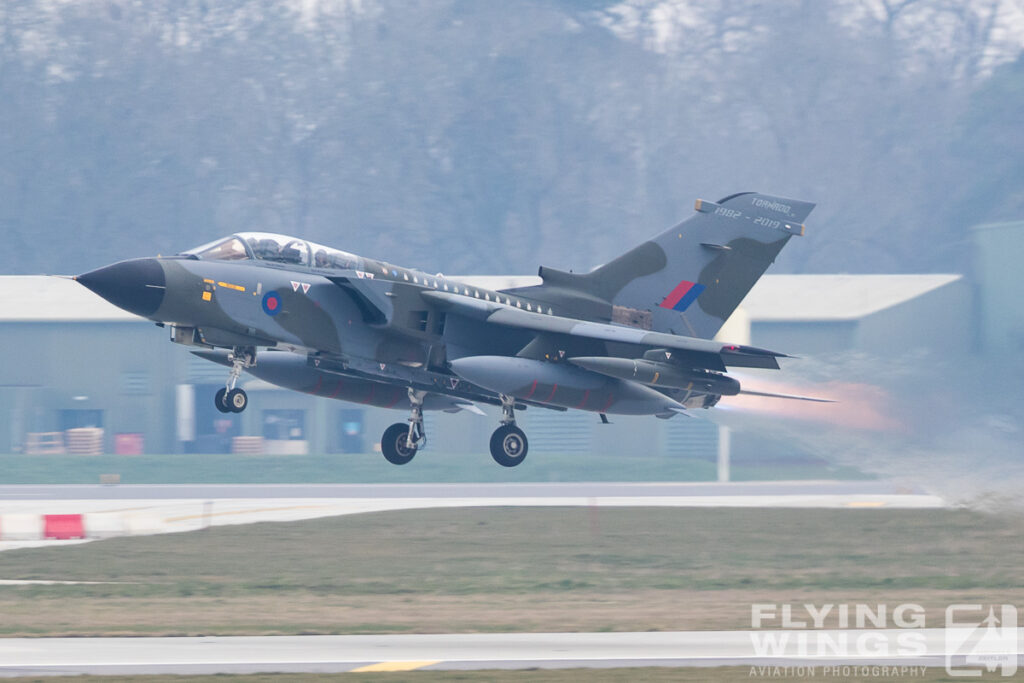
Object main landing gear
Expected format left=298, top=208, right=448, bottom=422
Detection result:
left=215, top=347, right=255, bottom=414
left=381, top=389, right=427, bottom=465
left=490, top=394, right=528, bottom=468
left=378, top=390, right=529, bottom=468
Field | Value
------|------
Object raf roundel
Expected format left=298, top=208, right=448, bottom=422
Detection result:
left=262, top=291, right=282, bottom=316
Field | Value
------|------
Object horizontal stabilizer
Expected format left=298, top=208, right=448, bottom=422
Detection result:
left=739, top=389, right=835, bottom=403
left=720, top=346, right=789, bottom=370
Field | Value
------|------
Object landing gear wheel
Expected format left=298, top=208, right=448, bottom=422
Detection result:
left=490, top=424, right=528, bottom=467
left=382, top=422, right=417, bottom=465
left=218, top=347, right=255, bottom=414
left=214, top=388, right=231, bottom=413
left=226, top=388, right=248, bottom=413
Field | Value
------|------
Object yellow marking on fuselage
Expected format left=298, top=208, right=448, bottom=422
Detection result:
left=217, top=281, right=245, bottom=292
left=652, top=371, right=660, bottom=384
left=201, top=291, right=212, bottom=302
left=203, top=278, right=215, bottom=284
left=350, top=661, right=440, bottom=672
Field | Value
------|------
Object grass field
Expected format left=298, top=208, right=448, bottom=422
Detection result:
left=0, top=507, right=1021, bottom=638
left=0, top=451, right=869, bottom=484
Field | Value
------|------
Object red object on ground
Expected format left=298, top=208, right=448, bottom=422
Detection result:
left=114, top=432, right=144, bottom=455
left=43, top=514, right=85, bottom=540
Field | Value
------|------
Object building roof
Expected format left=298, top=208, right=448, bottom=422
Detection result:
left=455, top=275, right=541, bottom=290
left=0, top=276, right=143, bottom=322
left=738, top=274, right=963, bottom=322
left=459, top=274, right=964, bottom=322
left=970, top=220, right=1024, bottom=233
left=0, top=273, right=962, bottom=324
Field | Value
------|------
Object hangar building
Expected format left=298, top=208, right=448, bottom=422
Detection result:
left=0, top=270, right=970, bottom=461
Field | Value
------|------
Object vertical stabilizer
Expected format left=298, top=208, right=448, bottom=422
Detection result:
left=508, top=192, right=814, bottom=340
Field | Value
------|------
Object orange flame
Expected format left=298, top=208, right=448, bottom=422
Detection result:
left=723, top=377, right=905, bottom=433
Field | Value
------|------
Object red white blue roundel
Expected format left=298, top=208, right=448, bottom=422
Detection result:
left=262, top=291, right=282, bottom=316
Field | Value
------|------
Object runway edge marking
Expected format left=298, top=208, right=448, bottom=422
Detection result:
left=350, top=660, right=441, bottom=672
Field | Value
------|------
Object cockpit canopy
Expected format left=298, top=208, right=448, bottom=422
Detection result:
left=183, top=233, right=359, bottom=271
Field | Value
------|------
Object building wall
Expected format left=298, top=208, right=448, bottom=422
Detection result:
left=0, top=321, right=181, bottom=453
left=0, top=315, right=694, bottom=456
left=749, top=320, right=857, bottom=356
left=972, top=221, right=1024, bottom=354
left=747, top=278, right=972, bottom=358
left=855, top=278, right=972, bottom=356
left=0, top=272, right=981, bottom=458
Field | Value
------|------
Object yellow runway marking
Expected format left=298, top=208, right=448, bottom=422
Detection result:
left=350, top=661, right=440, bottom=672
left=165, top=504, right=329, bottom=523
left=846, top=501, right=887, bottom=508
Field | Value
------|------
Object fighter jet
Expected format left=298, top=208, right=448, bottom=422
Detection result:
left=76, top=191, right=825, bottom=467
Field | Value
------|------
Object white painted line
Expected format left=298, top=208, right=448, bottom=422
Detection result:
left=0, top=579, right=128, bottom=585
left=0, top=493, right=946, bottom=552
left=0, top=630, right=1018, bottom=672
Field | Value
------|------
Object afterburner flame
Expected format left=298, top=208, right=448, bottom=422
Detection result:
left=724, top=377, right=904, bottom=432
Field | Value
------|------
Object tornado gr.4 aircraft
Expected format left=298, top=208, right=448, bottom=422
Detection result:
left=76, top=191, right=826, bottom=467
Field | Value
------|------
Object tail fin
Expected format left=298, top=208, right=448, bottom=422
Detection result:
left=507, top=192, right=814, bottom=339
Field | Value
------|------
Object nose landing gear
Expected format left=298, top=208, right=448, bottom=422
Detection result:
left=215, top=347, right=255, bottom=414
left=490, top=394, right=528, bottom=467
left=381, top=389, right=426, bottom=465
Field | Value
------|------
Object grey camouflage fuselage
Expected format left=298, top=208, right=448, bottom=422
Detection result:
left=76, top=192, right=818, bottom=461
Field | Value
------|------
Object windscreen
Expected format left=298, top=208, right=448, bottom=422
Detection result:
left=186, top=232, right=359, bottom=271
left=184, top=236, right=250, bottom=261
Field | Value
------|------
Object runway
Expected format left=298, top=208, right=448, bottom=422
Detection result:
left=0, top=630, right=1019, bottom=676
left=0, top=480, right=935, bottom=501
left=0, top=481, right=944, bottom=551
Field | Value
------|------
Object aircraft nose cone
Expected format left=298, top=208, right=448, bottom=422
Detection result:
left=77, top=258, right=166, bottom=318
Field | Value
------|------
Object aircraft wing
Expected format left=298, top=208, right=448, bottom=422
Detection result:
left=421, top=290, right=787, bottom=371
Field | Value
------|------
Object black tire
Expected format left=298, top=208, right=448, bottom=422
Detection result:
left=214, top=388, right=231, bottom=413
left=381, top=423, right=417, bottom=465
left=226, top=388, right=248, bottom=413
left=490, top=424, right=528, bottom=467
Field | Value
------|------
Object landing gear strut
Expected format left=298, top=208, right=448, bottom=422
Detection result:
left=215, top=347, right=255, bottom=414
left=381, top=389, right=426, bottom=465
left=490, top=394, right=528, bottom=467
